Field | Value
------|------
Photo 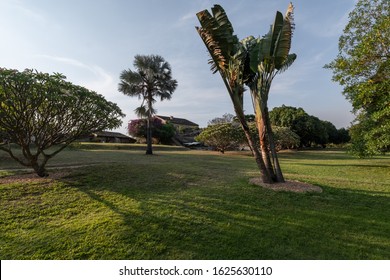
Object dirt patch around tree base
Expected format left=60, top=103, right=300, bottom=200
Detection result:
left=249, top=178, right=323, bottom=193
left=0, top=171, right=71, bottom=184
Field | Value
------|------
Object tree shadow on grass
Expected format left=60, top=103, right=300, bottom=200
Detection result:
left=61, top=164, right=390, bottom=260
left=1, top=158, right=390, bottom=260
left=292, top=162, right=390, bottom=169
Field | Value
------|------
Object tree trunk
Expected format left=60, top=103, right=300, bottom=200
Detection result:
left=253, top=93, right=276, bottom=182
left=216, top=70, right=273, bottom=184
left=264, top=107, right=285, bottom=183
left=146, top=114, right=153, bottom=155
left=244, top=127, right=273, bottom=184
left=230, top=92, right=273, bottom=184
left=31, top=158, right=49, bottom=177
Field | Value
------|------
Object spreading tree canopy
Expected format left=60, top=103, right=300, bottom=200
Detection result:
left=0, top=68, right=124, bottom=177
left=196, top=123, right=244, bottom=153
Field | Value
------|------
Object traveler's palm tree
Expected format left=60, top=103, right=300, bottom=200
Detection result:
left=196, top=3, right=296, bottom=183
left=244, top=3, right=297, bottom=182
left=196, top=5, right=273, bottom=183
left=119, top=55, right=177, bottom=154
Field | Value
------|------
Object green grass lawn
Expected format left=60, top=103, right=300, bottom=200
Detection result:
left=0, top=144, right=389, bottom=259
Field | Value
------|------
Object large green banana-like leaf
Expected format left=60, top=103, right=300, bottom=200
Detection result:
left=211, top=5, right=234, bottom=39
left=249, top=35, right=273, bottom=73
left=271, top=11, right=284, bottom=56
left=196, top=26, right=226, bottom=73
left=277, top=53, right=297, bottom=73
left=247, top=3, right=296, bottom=74
left=196, top=5, right=239, bottom=73
left=275, top=3, right=295, bottom=69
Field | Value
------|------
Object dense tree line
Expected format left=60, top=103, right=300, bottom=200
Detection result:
left=197, top=107, right=350, bottom=153
left=269, top=105, right=350, bottom=147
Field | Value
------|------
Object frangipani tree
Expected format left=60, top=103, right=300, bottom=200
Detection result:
left=0, top=68, right=124, bottom=177
left=196, top=3, right=296, bottom=183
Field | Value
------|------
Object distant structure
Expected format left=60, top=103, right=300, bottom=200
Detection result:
left=155, top=115, right=199, bottom=133
left=80, top=131, right=136, bottom=143
left=154, top=115, right=200, bottom=147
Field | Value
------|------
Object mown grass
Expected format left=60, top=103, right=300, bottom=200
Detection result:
left=0, top=144, right=389, bottom=259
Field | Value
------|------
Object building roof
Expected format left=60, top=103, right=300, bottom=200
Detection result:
left=156, top=115, right=199, bottom=127
left=94, top=131, right=135, bottom=139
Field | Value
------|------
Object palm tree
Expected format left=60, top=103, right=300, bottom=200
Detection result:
left=196, top=3, right=296, bottom=183
left=119, top=55, right=177, bottom=154
left=244, top=3, right=297, bottom=182
left=196, top=5, right=273, bottom=183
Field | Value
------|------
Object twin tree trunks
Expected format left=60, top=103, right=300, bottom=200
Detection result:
left=196, top=3, right=296, bottom=183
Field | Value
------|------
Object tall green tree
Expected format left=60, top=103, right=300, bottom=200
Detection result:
left=243, top=3, right=297, bottom=182
left=118, top=55, right=177, bottom=155
left=325, top=0, right=389, bottom=156
left=0, top=68, right=124, bottom=177
left=196, top=5, right=272, bottom=183
left=270, top=105, right=349, bottom=147
left=196, top=3, right=296, bottom=183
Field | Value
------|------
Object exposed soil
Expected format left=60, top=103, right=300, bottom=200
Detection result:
left=249, top=178, right=323, bottom=193
left=0, top=171, right=71, bottom=184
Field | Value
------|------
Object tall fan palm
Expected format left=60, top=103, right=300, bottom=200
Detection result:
left=119, top=55, right=177, bottom=155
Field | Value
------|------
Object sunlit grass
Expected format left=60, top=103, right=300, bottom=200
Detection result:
left=0, top=145, right=389, bottom=259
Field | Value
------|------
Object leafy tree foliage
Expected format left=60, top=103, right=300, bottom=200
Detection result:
left=325, top=0, right=389, bottom=156
left=270, top=105, right=350, bottom=147
left=195, top=123, right=244, bottom=153
left=128, top=117, right=175, bottom=145
left=128, top=119, right=146, bottom=139
left=248, top=123, right=300, bottom=151
left=0, top=68, right=124, bottom=177
left=269, top=105, right=306, bottom=128
left=198, top=115, right=300, bottom=153
left=118, top=55, right=177, bottom=155
left=208, top=113, right=235, bottom=125
left=335, top=128, right=351, bottom=145
left=272, top=126, right=300, bottom=151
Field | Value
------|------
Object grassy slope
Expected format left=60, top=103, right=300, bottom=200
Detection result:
left=0, top=145, right=389, bottom=259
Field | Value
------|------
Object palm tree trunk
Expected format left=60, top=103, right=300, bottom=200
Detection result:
left=264, top=107, right=285, bottom=182
left=214, top=66, right=273, bottom=184
left=146, top=96, right=153, bottom=155
left=229, top=87, right=273, bottom=184
left=256, top=107, right=277, bottom=181
left=146, top=115, right=153, bottom=155
left=253, top=91, right=276, bottom=182
left=242, top=123, right=273, bottom=184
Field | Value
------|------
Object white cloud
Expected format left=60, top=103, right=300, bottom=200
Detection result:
left=3, top=0, right=46, bottom=23
left=180, top=12, right=196, bottom=22
left=35, top=54, right=114, bottom=91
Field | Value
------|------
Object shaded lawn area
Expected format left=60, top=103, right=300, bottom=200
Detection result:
left=0, top=145, right=389, bottom=259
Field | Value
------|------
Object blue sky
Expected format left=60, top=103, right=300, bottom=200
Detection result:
left=0, top=0, right=357, bottom=133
